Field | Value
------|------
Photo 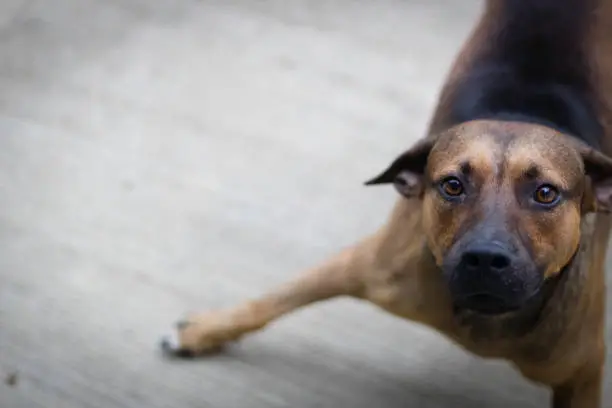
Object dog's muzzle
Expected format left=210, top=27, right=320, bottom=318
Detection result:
left=444, top=241, right=541, bottom=315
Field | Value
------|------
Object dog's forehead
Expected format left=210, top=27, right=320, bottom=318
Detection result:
left=506, top=133, right=582, bottom=171
left=430, top=120, right=584, bottom=178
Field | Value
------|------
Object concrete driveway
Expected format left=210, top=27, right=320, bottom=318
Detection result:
left=0, top=1, right=609, bottom=407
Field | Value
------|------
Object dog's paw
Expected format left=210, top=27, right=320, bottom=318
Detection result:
left=159, top=327, right=194, bottom=358
left=159, top=313, right=232, bottom=358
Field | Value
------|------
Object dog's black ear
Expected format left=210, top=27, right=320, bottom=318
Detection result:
left=579, top=145, right=612, bottom=213
left=364, top=137, right=434, bottom=198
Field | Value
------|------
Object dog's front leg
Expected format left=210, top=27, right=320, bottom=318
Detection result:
left=160, top=234, right=381, bottom=357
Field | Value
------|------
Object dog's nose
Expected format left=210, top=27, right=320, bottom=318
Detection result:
left=460, top=246, right=512, bottom=273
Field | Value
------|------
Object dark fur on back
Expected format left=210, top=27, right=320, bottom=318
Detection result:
left=445, top=0, right=603, bottom=148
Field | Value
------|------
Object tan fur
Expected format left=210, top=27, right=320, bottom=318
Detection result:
left=163, top=2, right=612, bottom=407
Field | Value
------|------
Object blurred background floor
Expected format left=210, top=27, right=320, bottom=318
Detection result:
left=0, top=1, right=609, bottom=407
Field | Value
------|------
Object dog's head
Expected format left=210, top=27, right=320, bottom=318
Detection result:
left=367, top=120, right=612, bottom=315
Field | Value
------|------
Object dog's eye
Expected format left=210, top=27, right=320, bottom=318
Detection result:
left=533, top=184, right=560, bottom=205
left=440, top=177, right=464, bottom=197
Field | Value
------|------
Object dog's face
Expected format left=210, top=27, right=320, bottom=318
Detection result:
left=367, top=120, right=612, bottom=315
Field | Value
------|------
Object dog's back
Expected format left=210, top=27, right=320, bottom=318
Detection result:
left=430, top=0, right=612, bottom=153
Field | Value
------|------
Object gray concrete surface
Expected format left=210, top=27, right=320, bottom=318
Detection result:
left=0, top=1, right=610, bottom=407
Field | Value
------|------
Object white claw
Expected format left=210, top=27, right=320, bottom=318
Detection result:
left=160, top=329, right=181, bottom=354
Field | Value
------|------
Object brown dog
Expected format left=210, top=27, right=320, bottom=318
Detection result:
left=161, top=1, right=612, bottom=406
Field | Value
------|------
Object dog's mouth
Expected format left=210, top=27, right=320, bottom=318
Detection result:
left=453, top=293, right=522, bottom=315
